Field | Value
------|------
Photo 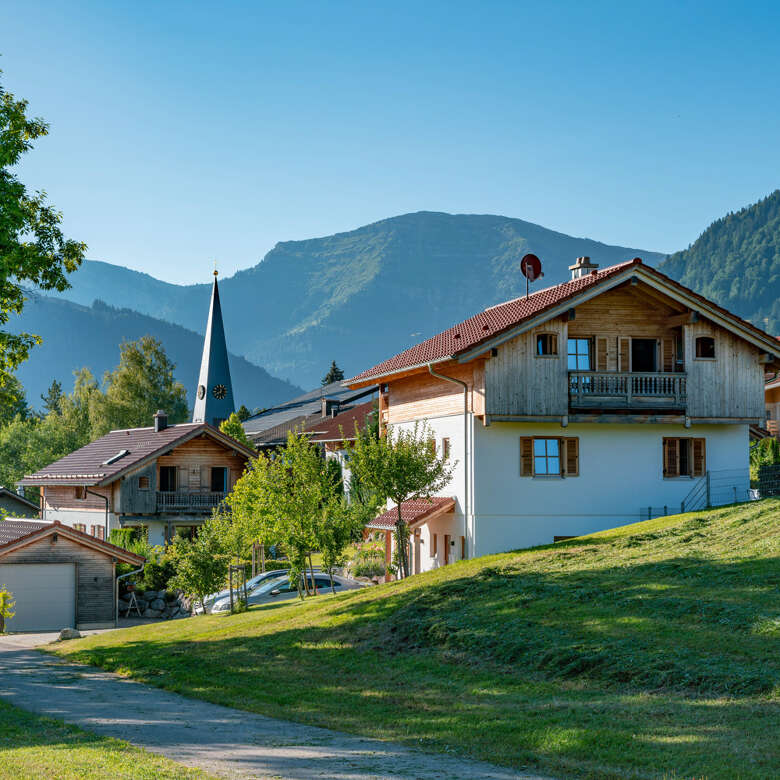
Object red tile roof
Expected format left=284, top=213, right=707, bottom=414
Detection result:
left=348, top=260, right=639, bottom=382
left=366, top=497, right=456, bottom=531
left=347, top=258, right=780, bottom=384
left=0, top=519, right=50, bottom=545
left=308, top=402, right=376, bottom=443
left=19, top=423, right=255, bottom=487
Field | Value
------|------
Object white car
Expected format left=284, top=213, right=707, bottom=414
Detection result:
left=210, top=572, right=365, bottom=613
left=193, top=569, right=290, bottom=614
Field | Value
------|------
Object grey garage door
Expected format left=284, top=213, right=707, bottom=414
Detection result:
left=0, top=563, right=76, bottom=632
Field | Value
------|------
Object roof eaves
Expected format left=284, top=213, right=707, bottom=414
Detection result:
left=347, top=355, right=453, bottom=387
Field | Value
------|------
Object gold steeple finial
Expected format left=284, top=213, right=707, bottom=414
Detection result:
left=213, top=259, right=218, bottom=278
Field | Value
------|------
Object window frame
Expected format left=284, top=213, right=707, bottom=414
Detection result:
left=520, top=436, right=579, bottom=478
left=138, top=475, right=150, bottom=491
left=74, top=486, right=87, bottom=501
left=210, top=466, right=228, bottom=493
left=535, top=332, right=559, bottom=358
left=441, top=437, right=450, bottom=460
left=567, top=337, right=593, bottom=371
left=159, top=466, right=177, bottom=493
left=662, top=437, right=706, bottom=479
left=694, top=336, right=716, bottom=360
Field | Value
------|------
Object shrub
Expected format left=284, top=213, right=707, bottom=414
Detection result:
left=349, top=540, right=387, bottom=579
left=0, top=585, right=15, bottom=633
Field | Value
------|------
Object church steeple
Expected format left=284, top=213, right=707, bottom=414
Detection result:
left=193, top=270, right=235, bottom=427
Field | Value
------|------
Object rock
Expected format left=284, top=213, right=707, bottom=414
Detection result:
left=142, top=608, right=162, bottom=618
left=149, top=598, right=166, bottom=611
left=59, top=628, right=81, bottom=640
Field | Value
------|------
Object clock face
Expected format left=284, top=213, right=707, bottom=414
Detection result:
left=212, top=384, right=227, bottom=400
left=197, top=384, right=206, bottom=400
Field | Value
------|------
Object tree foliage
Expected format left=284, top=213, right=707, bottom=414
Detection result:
left=0, top=585, right=15, bottom=633
left=321, top=360, right=345, bottom=386
left=90, top=336, right=188, bottom=436
left=219, top=412, right=251, bottom=447
left=0, top=72, right=86, bottom=394
left=236, top=404, right=252, bottom=422
left=348, top=422, right=453, bottom=577
left=168, top=515, right=229, bottom=612
left=40, top=379, right=63, bottom=416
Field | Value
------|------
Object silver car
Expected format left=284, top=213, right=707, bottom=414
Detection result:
left=194, top=569, right=290, bottom=614
left=210, top=572, right=365, bottom=613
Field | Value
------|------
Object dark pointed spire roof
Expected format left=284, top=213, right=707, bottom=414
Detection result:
left=192, top=271, right=235, bottom=427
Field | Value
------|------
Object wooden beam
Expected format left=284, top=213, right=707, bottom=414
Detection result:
left=666, top=311, right=699, bottom=328
left=621, top=281, right=686, bottom=313
left=759, top=353, right=777, bottom=364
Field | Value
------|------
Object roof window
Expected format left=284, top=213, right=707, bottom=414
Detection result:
left=103, top=449, right=130, bottom=466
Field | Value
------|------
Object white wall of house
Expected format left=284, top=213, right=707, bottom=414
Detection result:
left=41, top=507, right=120, bottom=536
left=392, top=413, right=473, bottom=567
left=472, top=421, right=749, bottom=556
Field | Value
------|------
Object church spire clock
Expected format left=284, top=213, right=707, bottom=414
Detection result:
left=192, top=268, right=235, bottom=427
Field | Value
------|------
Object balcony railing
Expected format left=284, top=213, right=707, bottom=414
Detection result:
left=767, top=420, right=779, bottom=437
left=569, top=371, right=687, bottom=410
left=156, top=491, right=227, bottom=512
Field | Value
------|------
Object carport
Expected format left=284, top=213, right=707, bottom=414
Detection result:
left=0, top=519, right=144, bottom=632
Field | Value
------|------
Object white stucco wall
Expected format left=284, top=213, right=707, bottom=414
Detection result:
left=472, top=421, right=749, bottom=556
left=42, top=508, right=120, bottom=534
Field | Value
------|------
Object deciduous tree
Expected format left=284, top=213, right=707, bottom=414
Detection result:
left=219, top=412, right=251, bottom=447
left=348, top=422, right=453, bottom=578
left=0, top=72, right=85, bottom=395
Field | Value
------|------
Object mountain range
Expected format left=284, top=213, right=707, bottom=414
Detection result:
left=13, top=196, right=780, bottom=409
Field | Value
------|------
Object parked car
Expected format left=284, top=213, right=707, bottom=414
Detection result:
left=210, top=572, right=365, bottom=613
left=194, top=569, right=290, bottom=614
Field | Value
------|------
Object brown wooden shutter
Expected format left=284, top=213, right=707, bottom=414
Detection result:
left=662, top=338, right=675, bottom=372
left=564, top=437, right=579, bottom=476
left=176, top=466, right=187, bottom=492
left=662, top=438, right=679, bottom=477
left=692, top=438, right=706, bottom=477
left=520, top=437, right=533, bottom=476
left=596, top=337, right=608, bottom=371
left=201, top=465, right=210, bottom=491
left=619, top=338, right=630, bottom=372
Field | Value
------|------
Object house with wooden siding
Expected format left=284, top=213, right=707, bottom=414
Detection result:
left=348, top=257, right=780, bottom=573
left=19, top=411, right=256, bottom=546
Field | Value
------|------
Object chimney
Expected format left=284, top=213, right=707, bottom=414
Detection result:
left=154, top=410, right=168, bottom=433
left=569, top=256, right=599, bottom=280
left=321, top=398, right=340, bottom=418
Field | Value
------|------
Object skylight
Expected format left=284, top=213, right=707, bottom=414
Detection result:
left=102, top=449, right=130, bottom=466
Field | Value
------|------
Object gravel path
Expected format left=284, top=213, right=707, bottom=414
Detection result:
left=0, top=634, right=549, bottom=780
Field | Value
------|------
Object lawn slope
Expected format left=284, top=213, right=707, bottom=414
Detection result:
left=53, top=500, right=780, bottom=779
left=0, top=700, right=212, bottom=779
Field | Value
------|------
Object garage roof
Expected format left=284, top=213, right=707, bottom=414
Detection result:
left=0, top=520, right=145, bottom=565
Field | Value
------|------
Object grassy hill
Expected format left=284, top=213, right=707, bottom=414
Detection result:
left=54, top=500, right=780, bottom=779
left=661, top=190, right=780, bottom=333
left=12, top=295, right=302, bottom=412
left=46, top=212, right=664, bottom=387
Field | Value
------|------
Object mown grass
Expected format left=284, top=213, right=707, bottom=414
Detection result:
left=52, top=500, right=780, bottom=779
left=0, top=699, right=212, bottom=779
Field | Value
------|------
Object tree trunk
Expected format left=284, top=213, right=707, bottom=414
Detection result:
left=308, top=552, right=317, bottom=596
left=395, top=503, right=409, bottom=578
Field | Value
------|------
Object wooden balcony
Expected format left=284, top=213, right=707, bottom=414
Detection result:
left=156, top=491, right=226, bottom=512
left=569, top=371, right=687, bottom=411
left=767, top=420, right=779, bottom=437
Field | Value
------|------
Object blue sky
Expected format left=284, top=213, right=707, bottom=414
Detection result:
left=4, top=1, right=780, bottom=283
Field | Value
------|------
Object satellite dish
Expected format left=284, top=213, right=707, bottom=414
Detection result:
left=521, top=253, right=544, bottom=281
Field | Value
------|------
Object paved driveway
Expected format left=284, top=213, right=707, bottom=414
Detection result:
left=0, top=633, right=548, bottom=780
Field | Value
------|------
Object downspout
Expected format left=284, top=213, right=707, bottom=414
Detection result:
left=116, top=564, right=145, bottom=625
left=86, top=488, right=109, bottom=540
left=427, top=364, right=470, bottom=559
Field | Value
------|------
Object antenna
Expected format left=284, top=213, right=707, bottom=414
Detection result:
left=520, top=254, right=544, bottom=298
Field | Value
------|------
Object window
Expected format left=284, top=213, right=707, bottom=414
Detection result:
left=211, top=466, right=228, bottom=493
left=441, top=437, right=451, bottom=459
left=431, top=533, right=438, bottom=558
left=567, top=338, right=592, bottom=370
left=520, top=437, right=579, bottom=477
left=695, top=336, right=715, bottom=359
left=536, top=333, right=558, bottom=356
left=663, top=438, right=706, bottom=478
left=73, top=523, right=86, bottom=532
left=631, top=338, right=657, bottom=372
left=74, top=486, right=87, bottom=500
left=767, top=408, right=774, bottom=420
left=90, top=525, right=105, bottom=540
left=159, top=466, right=177, bottom=492
left=138, top=476, right=150, bottom=491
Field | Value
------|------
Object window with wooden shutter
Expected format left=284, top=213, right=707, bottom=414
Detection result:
left=596, top=337, right=608, bottom=371
left=564, top=437, right=579, bottom=476
left=619, top=337, right=630, bottom=372
left=692, top=438, right=706, bottom=477
left=520, top=437, right=533, bottom=476
left=663, top=437, right=679, bottom=477
left=662, top=338, right=675, bottom=372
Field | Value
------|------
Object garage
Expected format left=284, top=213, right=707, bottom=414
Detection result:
left=0, top=519, right=145, bottom=632
left=0, top=563, right=75, bottom=632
